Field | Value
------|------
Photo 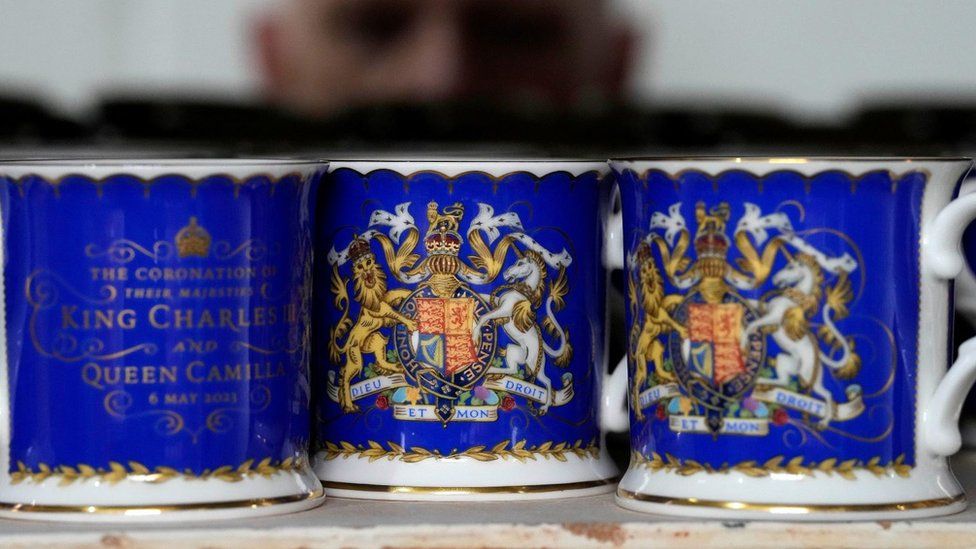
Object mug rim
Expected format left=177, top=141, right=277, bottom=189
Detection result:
left=327, top=158, right=609, bottom=178
left=609, top=155, right=972, bottom=163
left=327, top=158, right=607, bottom=164
left=0, top=158, right=328, bottom=169
left=0, top=158, right=329, bottom=180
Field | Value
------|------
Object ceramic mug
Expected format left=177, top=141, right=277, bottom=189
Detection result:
left=609, top=156, right=976, bottom=520
left=313, top=159, right=626, bottom=500
left=0, top=159, right=325, bottom=521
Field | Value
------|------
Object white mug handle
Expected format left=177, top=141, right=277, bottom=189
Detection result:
left=600, top=193, right=630, bottom=433
left=923, top=191, right=976, bottom=456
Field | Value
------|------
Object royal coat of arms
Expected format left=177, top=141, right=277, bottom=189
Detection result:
left=629, top=201, right=864, bottom=435
left=327, top=201, right=575, bottom=423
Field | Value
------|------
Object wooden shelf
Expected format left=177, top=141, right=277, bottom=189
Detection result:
left=4, top=453, right=976, bottom=548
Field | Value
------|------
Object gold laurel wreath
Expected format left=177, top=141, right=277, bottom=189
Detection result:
left=10, top=456, right=306, bottom=486
left=633, top=451, right=911, bottom=480
left=322, top=439, right=599, bottom=463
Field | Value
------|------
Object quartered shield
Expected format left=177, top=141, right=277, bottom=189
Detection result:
left=670, top=292, right=766, bottom=432
left=394, top=285, right=497, bottom=422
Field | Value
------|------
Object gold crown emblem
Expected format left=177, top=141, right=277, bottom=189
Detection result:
left=694, top=202, right=730, bottom=259
left=425, top=201, right=464, bottom=256
left=175, top=216, right=211, bottom=258
left=348, top=235, right=373, bottom=263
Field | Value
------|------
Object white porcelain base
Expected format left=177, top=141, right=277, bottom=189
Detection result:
left=616, top=464, right=967, bottom=521
left=0, top=467, right=325, bottom=523
left=615, top=490, right=966, bottom=522
left=0, top=489, right=324, bottom=523
left=315, top=446, right=619, bottom=501
left=327, top=480, right=614, bottom=502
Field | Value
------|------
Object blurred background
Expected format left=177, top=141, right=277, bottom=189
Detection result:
left=5, top=0, right=976, bottom=154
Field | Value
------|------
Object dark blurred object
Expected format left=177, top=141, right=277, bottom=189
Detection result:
left=849, top=103, right=976, bottom=154
left=18, top=94, right=976, bottom=159
left=0, top=94, right=88, bottom=141
left=95, top=97, right=304, bottom=145
left=90, top=95, right=848, bottom=156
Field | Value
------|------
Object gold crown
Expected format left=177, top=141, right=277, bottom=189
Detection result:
left=425, top=201, right=464, bottom=256
left=176, top=217, right=211, bottom=258
left=694, top=202, right=730, bottom=260
left=348, top=235, right=373, bottom=263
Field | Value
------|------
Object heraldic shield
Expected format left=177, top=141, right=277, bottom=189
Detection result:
left=394, top=286, right=497, bottom=422
left=669, top=292, right=765, bottom=433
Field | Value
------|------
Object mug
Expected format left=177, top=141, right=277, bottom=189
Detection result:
left=609, top=156, right=976, bottom=520
left=313, top=159, right=625, bottom=500
left=0, top=159, right=325, bottom=521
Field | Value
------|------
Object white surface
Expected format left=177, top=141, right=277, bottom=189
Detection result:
left=619, top=0, right=976, bottom=121
left=608, top=158, right=975, bottom=518
left=0, top=0, right=267, bottom=114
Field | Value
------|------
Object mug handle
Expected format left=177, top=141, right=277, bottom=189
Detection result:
left=923, top=191, right=976, bottom=456
left=599, top=194, right=630, bottom=433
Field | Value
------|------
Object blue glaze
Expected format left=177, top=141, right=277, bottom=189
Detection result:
left=614, top=168, right=926, bottom=471
left=314, top=168, right=609, bottom=459
left=0, top=170, right=320, bottom=475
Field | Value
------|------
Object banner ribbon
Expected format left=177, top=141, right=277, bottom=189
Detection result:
left=482, top=374, right=574, bottom=406
left=393, top=404, right=497, bottom=422
left=326, top=372, right=410, bottom=402
left=669, top=415, right=769, bottom=436
left=637, top=382, right=681, bottom=410
left=751, top=385, right=864, bottom=421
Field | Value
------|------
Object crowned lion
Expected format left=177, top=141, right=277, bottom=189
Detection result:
left=629, top=243, right=686, bottom=420
left=330, top=237, right=418, bottom=412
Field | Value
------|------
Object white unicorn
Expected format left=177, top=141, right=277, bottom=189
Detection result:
left=740, top=254, right=860, bottom=427
left=472, top=250, right=572, bottom=414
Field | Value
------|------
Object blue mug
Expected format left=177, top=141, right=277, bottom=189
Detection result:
left=0, top=159, right=325, bottom=521
left=313, top=159, right=623, bottom=500
left=610, top=157, right=976, bottom=520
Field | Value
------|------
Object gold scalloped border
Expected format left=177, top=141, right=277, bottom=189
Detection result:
left=330, top=167, right=605, bottom=182
left=632, top=451, right=912, bottom=480
left=1, top=171, right=320, bottom=199
left=321, top=439, right=599, bottom=463
left=618, top=166, right=932, bottom=191
left=330, top=167, right=606, bottom=193
left=10, top=456, right=308, bottom=485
